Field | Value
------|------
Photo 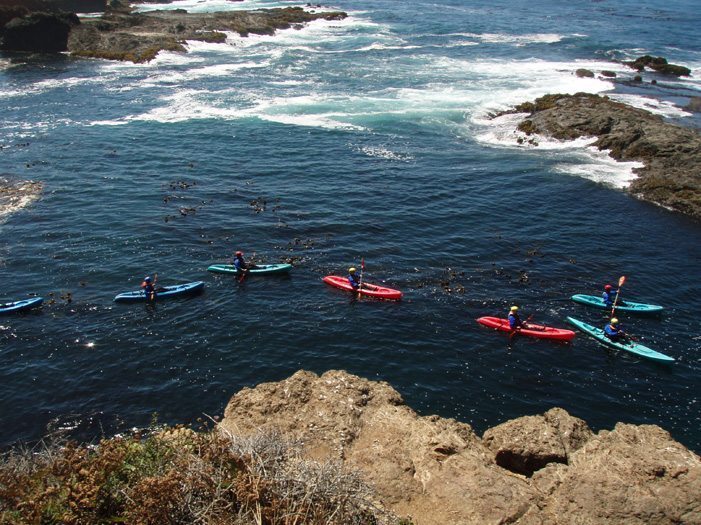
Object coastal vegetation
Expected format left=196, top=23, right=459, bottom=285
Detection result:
left=0, top=423, right=398, bottom=524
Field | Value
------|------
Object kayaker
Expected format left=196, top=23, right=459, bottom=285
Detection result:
left=348, top=267, right=361, bottom=290
left=604, top=318, right=628, bottom=343
left=141, top=275, right=156, bottom=301
left=602, top=284, right=625, bottom=307
left=508, top=306, right=528, bottom=330
left=233, top=251, right=258, bottom=274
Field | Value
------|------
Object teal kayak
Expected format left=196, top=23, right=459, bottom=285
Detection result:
left=571, top=294, right=663, bottom=314
left=566, top=316, right=674, bottom=363
left=114, top=281, right=204, bottom=302
left=207, top=263, right=292, bottom=276
left=0, top=297, right=43, bottom=314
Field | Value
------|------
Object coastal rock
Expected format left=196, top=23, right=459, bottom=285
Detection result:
left=506, top=93, right=701, bottom=220
left=482, top=408, right=593, bottom=476
left=67, top=6, right=346, bottom=63
left=625, top=55, right=691, bottom=77
left=1, top=11, right=79, bottom=52
left=575, top=68, right=594, bottom=78
left=220, top=369, right=701, bottom=525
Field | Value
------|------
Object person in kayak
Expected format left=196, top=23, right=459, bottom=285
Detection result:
left=348, top=267, right=361, bottom=290
left=508, top=306, right=529, bottom=330
left=602, top=284, right=625, bottom=307
left=233, top=251, right=258, bottom=275
left=604, top=318, right=628, bottom=343
left=141, top=275, right=156, bottom=301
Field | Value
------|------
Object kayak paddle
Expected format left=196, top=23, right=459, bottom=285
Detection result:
left=611, top=275, right=626, bottom=316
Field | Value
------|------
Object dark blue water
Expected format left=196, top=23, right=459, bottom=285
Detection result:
left=1, top=0, right=700, bottom=451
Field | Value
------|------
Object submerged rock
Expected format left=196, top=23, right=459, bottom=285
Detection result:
left=503, top=93, right=701, bottom=220
left=220, top=369, right=701, bottom=525
left=0, top=176, right=42, bottom=221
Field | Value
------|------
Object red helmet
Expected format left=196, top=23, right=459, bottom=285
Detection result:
left=235, top=251, right=243, bottom=256
left=604, top=284, right=612, bottom=291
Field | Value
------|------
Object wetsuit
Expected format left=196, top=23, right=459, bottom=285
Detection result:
left=604, top=323, right=626, bottom=342
left=603, top=289, right=626, bottom=307
left=508, top=312, right=523, bottom=330
left=141, top=282, right=155, bottom=300
left=234, top=256, right=247, bottom=272
left=348, top=273, right=360, bottom=290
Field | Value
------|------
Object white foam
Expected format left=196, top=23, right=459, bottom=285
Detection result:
left=357, top=145, right=414, bottom=161
left=609, top=94, right=693, bottom=118
left=554, top=147, right=644, bottom=189
left=0, top=179, right=42, bottom=223
left=440, top=32, right=574, bottom=45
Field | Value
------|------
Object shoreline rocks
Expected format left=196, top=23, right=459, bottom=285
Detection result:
left=66, top=6, right=346, bottom=63
left=500, top=93, right=701, bottom=220
left=220, top=369, right=701, bottom=525
left=1, top=2, right=346, bottom=59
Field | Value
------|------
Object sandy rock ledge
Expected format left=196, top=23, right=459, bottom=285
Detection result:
left=220, top=369, right=701, bottom=525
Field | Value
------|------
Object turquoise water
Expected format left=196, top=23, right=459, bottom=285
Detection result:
left=1, top=0, right=700, bottom=450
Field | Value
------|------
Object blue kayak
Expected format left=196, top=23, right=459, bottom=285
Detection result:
left=207, top=263, right=292, bottom=275
left=114, top=281, right=204, bottom=303
left=571, top=294, right=663, bottom=314
left=0, top=297, right=43, bottom=314
left=566, top=316, right=674, bottom=363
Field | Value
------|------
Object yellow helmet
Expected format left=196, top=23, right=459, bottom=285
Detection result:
left=611, top=318, right=619, bottom=325
left=510, top=306, right=519, bottom=311
left=349, top=267, right=356, bottom=273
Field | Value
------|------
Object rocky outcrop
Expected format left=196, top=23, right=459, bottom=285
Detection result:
left=220, top=370, right=701, bottom=525
left=67, top=7, right=346, bottom=63
left=505, top=93, right=701, bottom=220
left=626, top=55, right=692, bottom=77
left=0, top=11, right=78, bottom=52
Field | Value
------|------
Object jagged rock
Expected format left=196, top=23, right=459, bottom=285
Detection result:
left=501, top=93, right=701, bottom=220
left=600, top=70, right=617, bottom=77
left=625, top=54, right=691, bottom=77
left=0, top=11, right=78, bottom=52
left=220, top=370, right=701, bottom=525
left=575, top=68, right=594, bottom=78
left=482, top=408, right=593, bottom=476
left=67, top=6, right=346, bottom=62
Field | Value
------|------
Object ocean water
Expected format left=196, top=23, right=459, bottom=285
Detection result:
left=1, top=0, right=700, bottom=451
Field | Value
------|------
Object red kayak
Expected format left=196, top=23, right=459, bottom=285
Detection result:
left=323, top=275, right=403, bottom=300
left=476, top=316, right=575, bottom=341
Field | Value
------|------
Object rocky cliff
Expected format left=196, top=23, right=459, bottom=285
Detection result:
left=220, top=369, right=701, bottom=525
left=503, top=93, right=701, bottom=220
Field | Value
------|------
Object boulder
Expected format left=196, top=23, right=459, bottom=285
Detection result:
left=625, top=55, right=691, bottom=77
left=575, top=68, right=594, bottom=78
left=600, top=70, right=617, bottom=77
left=1, top=11, right=79, bottom=52
left=482, top=408, right=593, bottom=476
left=220, top=370, right=701, bottom=525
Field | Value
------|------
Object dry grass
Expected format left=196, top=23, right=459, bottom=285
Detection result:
left=0, top=424, right=402, bottom=525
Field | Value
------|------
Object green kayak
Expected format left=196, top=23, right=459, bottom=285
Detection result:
left=571, top=294, right=663, bottom=314
left=207, top=263, right=292, bottom=276
left=566, top=317, right=674, bottom=363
